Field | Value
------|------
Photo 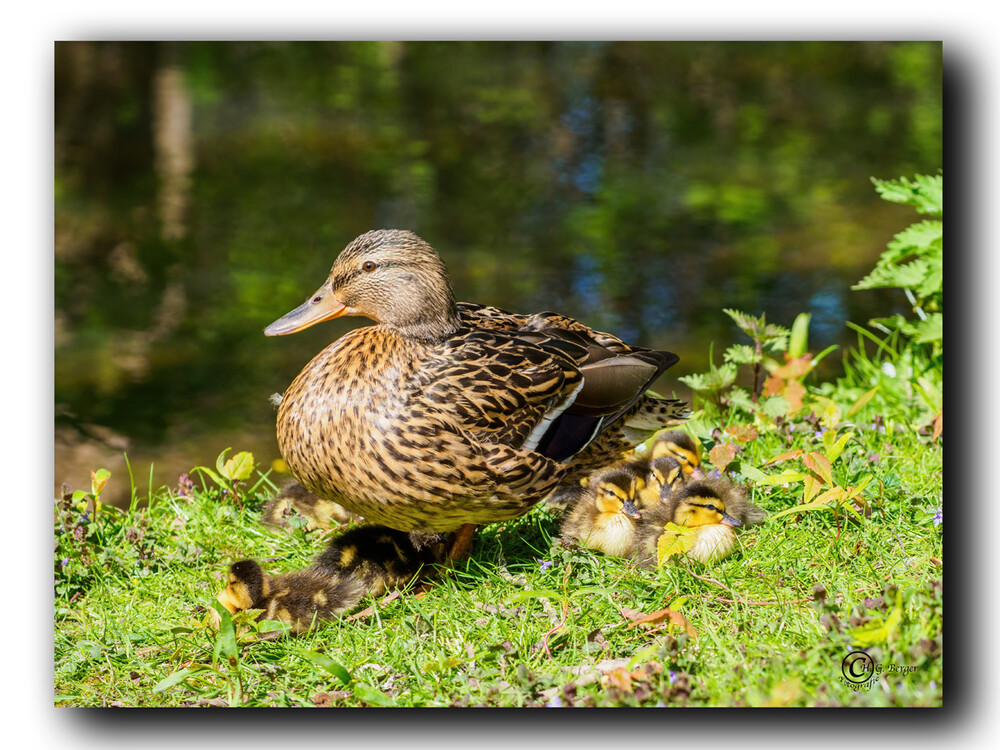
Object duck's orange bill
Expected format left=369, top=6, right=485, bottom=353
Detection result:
left=264, top=287, right=353, bottom=336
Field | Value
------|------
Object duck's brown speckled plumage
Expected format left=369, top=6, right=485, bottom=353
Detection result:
left=268, top=229, right=688, bottom=533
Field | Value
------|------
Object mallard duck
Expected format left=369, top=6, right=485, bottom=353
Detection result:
left=264, top=229, right=687, bottom=553
left=649, top=430, right=704, bottom=480
left=634, top=478, right=766, bottom=566
left=261, top=481, right=356, bottom=531
left=560, top=466, right=643, bottom=557
left=216, top=526, right=448, bottom=633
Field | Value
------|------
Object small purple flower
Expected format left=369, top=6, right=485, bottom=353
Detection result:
left=668, top=670, right=677, bottom=684
left=60, top=557, right=70, bottom=567
left=536, top=558, right=553, bottom=572
left=176, top=473, right=194, bottom=497
left=544, top=696, right=562, bottom=708
left=931, top=507, right=942, bottom=526
left=707, top=469, right=722, bottom=480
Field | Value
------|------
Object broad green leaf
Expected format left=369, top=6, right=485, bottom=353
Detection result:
left=912, top=313, right=942, bottom=344
left=738, top=464, right=768, bottom=483
left=301, top=650, right=352, bottom=685
left=760, top=395, right=791, bottom=418
left=802, top=475, right=823, bottom=504
left=824, top=433, right=853, bottom=464
left=351, top=682, right=395, bottom=707
left=656, top=523, right=696, bottom=565
left=153, top=667, right=198, bottom=693
left=215, top=447, right=233, bottom=477
left=723, top=344, right=759, bottom=365
left=222, top=451, right=255, bottom=482
left=754, top=470, right=806, bottom=486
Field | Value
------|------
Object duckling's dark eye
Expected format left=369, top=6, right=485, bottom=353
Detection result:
left=362, top=261, right=377, bottom=272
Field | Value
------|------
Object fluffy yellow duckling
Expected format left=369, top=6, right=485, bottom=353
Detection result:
left=560, top=466, right=643, bottom=557
left=216, top=526, right=448, bottom=633
left=650, top=430, right=704, bottom=480
left=634, top=478, right=765, bottom=566
left=631, top=454, right=686, bottom=510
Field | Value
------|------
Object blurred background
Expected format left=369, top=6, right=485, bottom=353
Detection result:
left=54, top=41, right=942, bottom=507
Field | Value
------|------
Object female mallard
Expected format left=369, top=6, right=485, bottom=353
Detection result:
left=265, top=229, right=687, bottom=541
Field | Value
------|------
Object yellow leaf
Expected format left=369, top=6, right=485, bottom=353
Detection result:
left=655, top=523, right=696, bottom=565
left=90, top=468, right=111, bottom=497
left=625, top=607, right=698, bottom=638
left=825, top=432, right=853, bottom=463
left=762, top=676, right=801, bottom=707
left=802, top=475, right=822, bottom=504
left=803, top=452, right=834, bottom=485
left=222, top=451, right=255, bottom=482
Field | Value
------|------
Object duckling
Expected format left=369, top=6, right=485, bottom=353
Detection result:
left=634, top=478, right=765, bottom=566
left=216, top=526, right=448, bottom=633
left=632, top=454, right=686, bottom=510
left=560, top=466, right=643, bottom=557
left=261, top=481, right=356, bottom=531
left=650, top=430, right=704, bottom=480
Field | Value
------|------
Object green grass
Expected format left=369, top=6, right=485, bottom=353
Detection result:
left=53, top=416, right=942, bottom=708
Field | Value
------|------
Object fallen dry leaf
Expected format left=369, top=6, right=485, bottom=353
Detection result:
left=625, top=607, right=698, bottom=638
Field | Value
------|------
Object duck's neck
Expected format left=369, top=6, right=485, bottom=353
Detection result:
left=393, top=303, right=462, bottom=342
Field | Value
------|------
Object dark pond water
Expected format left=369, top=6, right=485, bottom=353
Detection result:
left=54, top=41, right=942, bottom=506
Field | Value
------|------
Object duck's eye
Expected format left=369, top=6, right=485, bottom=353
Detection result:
left=362, top=261, right=377, bottom=272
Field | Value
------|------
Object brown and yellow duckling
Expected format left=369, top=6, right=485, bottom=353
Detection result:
left=634, top=477, right=766, bottom=566
left=217, top=526, right=448, bottom=633
left=261, top=481, right=357, bottom=531
left=649, top=430, right=704, bottom=481
left=560, top=466, right=643, bottom=557
left=264, top=229, right=687, bottom=555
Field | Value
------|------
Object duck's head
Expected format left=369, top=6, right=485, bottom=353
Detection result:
left=667, top=481, right=742, bottom=528
left=217, top=559, right=269, bottom=615
left=651, top=431, right=703, bottom=479
left=265, top=229, right=461, bottom=341
left=647, top=455, right=684, bottom=496
left=592, top=468, right=642, bottom=521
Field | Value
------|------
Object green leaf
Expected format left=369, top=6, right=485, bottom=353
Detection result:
left=222, top=451, right=255, bottom=482
left=301, top=650, right=352, bottom=685
left=209, top=599, right=239, bottom=664
left=215, top=448, right=233, bottom=477
left=723, top=344, right=759, bottom=365
left=190, top=465, right=225, bottom=488
left=755, top=470, right=807, bottom=486
left=912, top=313, right=943, bottom=344
left=788, top=313, right=811, bottom=359
left=850, top=591, right=904, bottom=646
left=738, top=463, right=768, bottom=482
left=351, top=682, right=395, bottom=706
left=760, top=395, right=791, bottom=418
left=153, top=667, right=197, bottom=693
left=872, top=174, right=942, bottom=215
